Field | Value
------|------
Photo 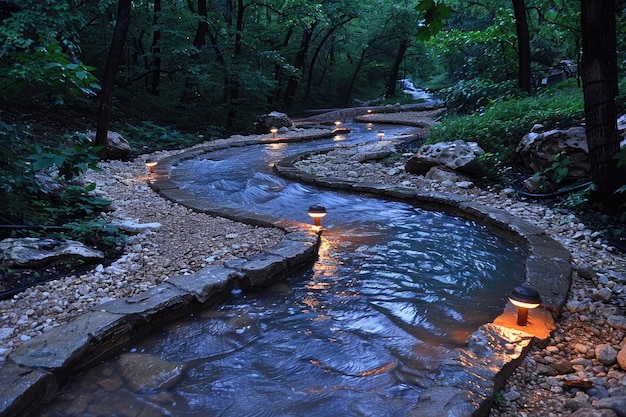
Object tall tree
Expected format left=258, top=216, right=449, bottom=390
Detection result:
left=580, top=0, right=626, bottom=213
left=283, top=20, right=317, bottom=107
left=512, top=0, right=531, bottom=93
left=150, top=0, right=162, bottom=96
left=94, top=0, right=132, bottom=156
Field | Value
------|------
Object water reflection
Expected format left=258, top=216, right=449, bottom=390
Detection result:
left=39, top=125, right=525, bottom=416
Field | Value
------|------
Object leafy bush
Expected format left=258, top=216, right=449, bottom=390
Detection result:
left=0, top=124, right=111, bottom=228
left=122, top=121, right=213, bottom=153
left=428, top=84, right=584, bottom=176
left=439, top=78, right=519, bottom=114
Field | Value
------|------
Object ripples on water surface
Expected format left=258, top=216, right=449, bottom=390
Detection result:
left=40, top=126, right=525, bottom=416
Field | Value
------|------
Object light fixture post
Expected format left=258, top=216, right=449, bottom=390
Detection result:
left=508, top=286, right=542, bottom=326
left=307, top=204, right=327, bottom=227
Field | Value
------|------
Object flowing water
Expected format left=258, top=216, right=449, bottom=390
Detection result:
left=39, top=123, right=525, bottom=416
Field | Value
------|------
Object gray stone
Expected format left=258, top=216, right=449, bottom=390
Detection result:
left=570, top=408, right=619, bottom=417
left=596, top=344, right=618, bottom=366
left=167, top=265, right=236, bottom=303
left=256, top=111, right=294, bottom=132
left=225, top=252, right=287, bottom=287
left=263, top=237, right=318, bottom=272
left=10, top=310, right=122, bottom=370
left=0, top=237, right=104, bottom=268
left=516, top=126, right=589, bottom=178
left=0, top=327, right=14, bottom=340
left=115, top=220, right=162, bottom=233
left=609, top=316, right=626, bottom=331
left=405, top=140, right=484, bottom=176
left=578, top=264, right=597, bottom=280
left=594, top=288, right=614, bottom=302
left=117, top=353, right=184, bottom=392
left=597, top=396, right=626, bottom=417
left=0, top=362, right=57, bottom=417
left=425, top=166, right=464, bottom=182
left=86, top=130, right=132, bottom=160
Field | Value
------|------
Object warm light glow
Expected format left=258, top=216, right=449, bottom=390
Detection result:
left=307, top=205, right=327, bottom=226
left=145, top=160, right=158, bottom=173
left=367, top=109, right=372, bottom=114
left=508, top=286, right=542, bottom=326
left=270, top=127, right=278, bottom=138
left=334, top=121, right=341, bottom=129
left=508, top=298, right=541, bottom=309
left=377, top=131, right=384, bottom=141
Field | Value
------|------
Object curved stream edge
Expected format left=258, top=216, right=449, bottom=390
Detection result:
left=0, top=131, right=571, bottom=417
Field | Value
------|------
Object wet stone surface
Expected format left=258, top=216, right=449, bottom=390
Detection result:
left=0, top=114, right=622, bottom=416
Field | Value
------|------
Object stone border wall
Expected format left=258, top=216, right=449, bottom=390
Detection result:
left=0, top=131, right=572, bottom=417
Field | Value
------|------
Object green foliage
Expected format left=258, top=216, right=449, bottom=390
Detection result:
left=428, top=84, right=584, bottom=167
left=614, top=147, right=626, bottom=195
left=416, top=0, right=453, bottom=40
left=532, top=151, right=571, bottom=192
left=122, top=121, right=214, bottom=152
left=0, top=1, right=99, bottom=103
left=26, top=134, right=103, bottom=181
left=0, top=124, right=111, bottom=227
left=59, top=221, right=126, bottom=249
left=440, top=78, right=519, bottom=114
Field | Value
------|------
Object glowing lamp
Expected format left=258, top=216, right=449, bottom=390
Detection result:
left=307, top=204, right=327, bottom=226
left=508, top=286, right=541, bottom=326
left=145, top=160, right=158, bottom=173
left=377, top=131, right=384, bottom=141
left=270, top=127, right=278, bottom=138
left=334, top=121, right=341, bottom=129
left=367, top=109, right=372, bottom=115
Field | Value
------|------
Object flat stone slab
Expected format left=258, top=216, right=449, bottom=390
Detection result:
left=10, top=310, right=123, bottom=371
left=167, top=265, right=237, bottom=303
left=0, top=363, right=57, bottom=417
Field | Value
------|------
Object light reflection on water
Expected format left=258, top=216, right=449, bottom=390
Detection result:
left=39, top=125, right=525, bottom=416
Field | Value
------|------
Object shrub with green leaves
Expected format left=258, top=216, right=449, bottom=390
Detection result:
left=0, top=1, right=99, bottom=103
left=439, top=78, right=519, bottom=114
left=0, top=123, right=111, bottom=229
left=122, top=121, right=215, bottom=152
left=428, top=84, right=584, bottom=177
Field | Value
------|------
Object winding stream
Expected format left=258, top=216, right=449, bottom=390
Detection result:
left=39, top=123, right=525, bottom=416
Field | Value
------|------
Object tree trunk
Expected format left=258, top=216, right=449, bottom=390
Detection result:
left=181, top=0, right=210, bottom=102
left=226, top=0, right=244, bottom=128
left=283, top=21, right=317, bottom=107
left=580, top=0, right=626, bottom=213
left=150, top=0, right=161, bottom=95
left=384, top=38, right=409, bottom=97
left=94, top=0, right=131, bottom=158
left=512, top=0, right=531, bottom=93
left=344, top=45, right=369, bottom=107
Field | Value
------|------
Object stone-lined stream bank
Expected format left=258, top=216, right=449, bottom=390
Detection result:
left=0, top=108, right=623, bottom=417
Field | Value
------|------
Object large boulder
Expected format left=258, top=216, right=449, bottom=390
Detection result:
left=0, top=238, right=104, bottom=268
left=405, top=140, right=484, bottom=176
left=256, top=111, right=294, bottom=132
left=516, top=125, right=589, bottom=178
left=85, top=130, right=132, bottom=160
